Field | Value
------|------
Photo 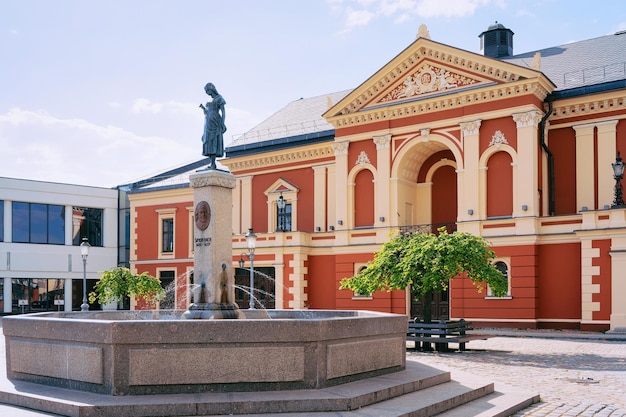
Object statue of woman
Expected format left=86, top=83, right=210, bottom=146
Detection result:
left=199, top=83, right=226, bottom=169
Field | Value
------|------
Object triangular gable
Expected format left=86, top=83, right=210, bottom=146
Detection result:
left=264, top=178, right=299, bottom=196
left=324, top=36, right=554, bottom=120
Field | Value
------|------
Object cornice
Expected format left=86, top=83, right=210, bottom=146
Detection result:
left=550, top=92, right=626, bottom=122
left=223, top=144, right=335, bottom=172
left=327, top=79, right=551, bottom=129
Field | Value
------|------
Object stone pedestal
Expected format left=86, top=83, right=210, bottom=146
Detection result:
left=185, top=169, right=242, bottom=318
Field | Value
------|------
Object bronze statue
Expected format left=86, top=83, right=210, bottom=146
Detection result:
left=199, top=83, right=226, bottom=169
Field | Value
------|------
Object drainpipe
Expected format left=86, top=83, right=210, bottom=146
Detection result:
left=539, top=101, right=554, bottom=215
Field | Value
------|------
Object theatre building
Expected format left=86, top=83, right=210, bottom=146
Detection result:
left=129, top=23, right=626, bottom=331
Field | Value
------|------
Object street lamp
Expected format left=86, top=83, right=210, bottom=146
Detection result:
left=277, top=192, right=286, bottom=232
left=79, top=238, right=91, bottom=312
left=612, top=151, right=625, bottom=208
left=245, top=228, right=257, bottom=309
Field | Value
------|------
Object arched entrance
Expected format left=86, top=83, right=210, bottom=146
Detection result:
left=392, top=136, right=459, bottom=320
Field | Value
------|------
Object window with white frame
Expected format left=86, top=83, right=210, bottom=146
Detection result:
left=487, top=260, right=511, bottom=298
left=351, top=263, right=373, bottom=299
left=156, top=208, right=177, bottom=258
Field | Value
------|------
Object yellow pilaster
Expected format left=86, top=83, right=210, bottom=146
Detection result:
left=312, top=165, right=329, bottom=231
left=513, top=111, right=542, bottom=218
left=332, top=141, right=349, bottom=231
left=373, top=134, right=391, bottom=227
left=459, top=120, right=481, bottom=222
left=573, top=123, right=595, bottom=211
left=597, top=120, right=619, bottom=209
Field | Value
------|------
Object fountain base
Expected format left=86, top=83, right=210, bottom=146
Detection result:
left=3, top=310, right=406, bottom=396
left=182, top=302, right=247, bottom=319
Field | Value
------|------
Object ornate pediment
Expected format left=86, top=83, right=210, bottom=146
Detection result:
left=374, top=62, right=487, bottom=106
left=324, top=37, right=554, bottom=127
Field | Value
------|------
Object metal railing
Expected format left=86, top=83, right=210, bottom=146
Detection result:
left=563, top=62, right=626, bottom=88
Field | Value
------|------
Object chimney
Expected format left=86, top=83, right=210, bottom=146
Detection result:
left=479, top=21, right=514, bottom=58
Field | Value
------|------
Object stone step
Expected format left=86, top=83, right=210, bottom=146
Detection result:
left=217, top=371, right=538, bottom=417
left=0, top=362, right=450, bottom=417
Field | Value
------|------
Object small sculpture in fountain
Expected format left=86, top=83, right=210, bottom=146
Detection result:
left=184, top=263, right=244, bottom=319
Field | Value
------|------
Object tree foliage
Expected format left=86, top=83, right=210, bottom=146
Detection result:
left=340, top=227, right=508, bottom=298
left=88, top=267, right=165, bottom=306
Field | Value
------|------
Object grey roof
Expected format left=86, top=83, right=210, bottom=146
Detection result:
left=503, top=31, right=626, bottom=90
left=229, top=90, right=352, bottom=147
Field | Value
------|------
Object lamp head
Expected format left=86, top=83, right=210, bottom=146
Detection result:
left=245, top=228, right=257, bottom=253
left=80, top=238, right=91, bottom=258
left=277, top=193, right=286, bottom=210
left=613, top=152, right=625, bottom=179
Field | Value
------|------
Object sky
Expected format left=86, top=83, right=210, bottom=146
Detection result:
left=1, top=0, right=625, bottom=188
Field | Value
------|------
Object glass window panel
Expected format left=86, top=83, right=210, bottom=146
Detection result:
left=162, top=218, right=174, bottom=252
left=48, top=205, right=65, bottom=244
left=72, top=207, right=103, bottom=247
left=12, top=202, right=30, bottom=243
left=30, top=203, right=48, bottom=243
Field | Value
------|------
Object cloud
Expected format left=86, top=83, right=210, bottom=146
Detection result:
left=331, top=0, right=497, bottom=31
left=131, top=98, right=194, bottom=114
left=0, top=108, right=197, bottom=187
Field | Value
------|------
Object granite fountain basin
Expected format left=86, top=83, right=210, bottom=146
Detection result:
left=3, top=310, right=407, bottom=396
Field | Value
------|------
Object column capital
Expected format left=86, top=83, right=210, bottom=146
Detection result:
left=459, top=120, right=482, bottom=136
left=512, top=110, right=542, bottom=128
left=332, top=141, right=349, bottom=156
left=373, top=134, right=391, bottom=150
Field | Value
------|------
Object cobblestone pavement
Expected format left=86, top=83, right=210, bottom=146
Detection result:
left=407, top=333, right=626, bottom=417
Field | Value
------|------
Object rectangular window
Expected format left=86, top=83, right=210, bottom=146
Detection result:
left=12, top=202, right=65, bottom=244
left=72, top=207, right=103, bottom=247
left=159, top=270, right=176, bottom=309
left=162, top=218, right=174, bottom=253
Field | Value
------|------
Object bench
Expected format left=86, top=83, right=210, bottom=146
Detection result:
left=406, top=318, right=489, bottom=352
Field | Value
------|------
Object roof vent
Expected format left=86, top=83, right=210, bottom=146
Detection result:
left=479, top=21, right=514, bottom=58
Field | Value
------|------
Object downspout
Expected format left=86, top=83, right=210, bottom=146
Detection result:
left=539, top=101, right=554, bottom=215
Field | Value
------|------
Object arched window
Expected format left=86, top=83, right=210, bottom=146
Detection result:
left=486, top=152, right=513, bottom=218
left=354, top=169, right=374, bottom=227
left=488, top=260, right=511, bottom=297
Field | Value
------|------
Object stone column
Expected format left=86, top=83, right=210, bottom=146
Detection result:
left=189, top=170, right=236, bottom=305
left=596, top=120, right=619, bottom=208
left=373, top=134, right=391, bottom=227
left=332, top=141, right=349, bottom=230
left=573, top=123, right=595, bottom=211
left=459, top=120, right=481, bottom=224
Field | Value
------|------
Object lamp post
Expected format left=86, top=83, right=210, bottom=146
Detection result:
left=245, top=228, right=257, bottom=309
left=277, top=192, right=286, bottom=232
left=612, top=151, right=625, bottom=208
left=79, top=238, right=91, bottom=312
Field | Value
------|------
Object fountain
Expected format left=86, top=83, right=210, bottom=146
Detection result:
left=0, top=85, right=412, bottom=416
left=2, top=160, right=408, bottom=415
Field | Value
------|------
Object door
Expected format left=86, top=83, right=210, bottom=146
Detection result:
left=410, top=289, right=449, bottom=321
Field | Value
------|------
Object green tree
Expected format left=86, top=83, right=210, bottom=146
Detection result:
left=88, top=267, right=165, bottom=306
left=340, top=227, right=507, bottom=321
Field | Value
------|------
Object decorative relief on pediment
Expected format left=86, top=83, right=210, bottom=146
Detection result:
left=378, top=64, right=480, bottom=104
left=356, top=151, right=371, bottom=166
left=489, top=130, right=508, bottom=149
